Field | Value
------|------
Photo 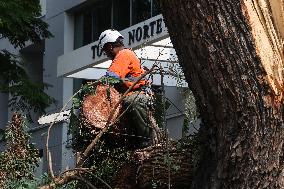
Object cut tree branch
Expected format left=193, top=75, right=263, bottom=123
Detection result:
left=76, top=65, right=156, bottom=167
left=39, top=66, right=156, bottom=189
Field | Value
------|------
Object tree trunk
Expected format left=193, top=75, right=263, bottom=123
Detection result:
left=114, top=140, right=193, bottom=189
left=159, top=0, right=284, bottom=188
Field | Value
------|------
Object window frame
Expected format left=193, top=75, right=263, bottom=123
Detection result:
left=73, top=0, right=159, bottom=49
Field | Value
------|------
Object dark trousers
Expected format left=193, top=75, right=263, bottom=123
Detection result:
left=123, top=92, right=152, bottom=147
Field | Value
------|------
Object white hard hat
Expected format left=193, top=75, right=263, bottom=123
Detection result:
left=98, top=29, right=123, bottom=50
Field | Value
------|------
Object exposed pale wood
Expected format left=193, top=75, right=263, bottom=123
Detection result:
left=242, top=0, right=284, bottom=99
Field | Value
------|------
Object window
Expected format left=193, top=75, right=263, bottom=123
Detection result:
left=131, top=0, right=151, bottom=25
left=74, top=0, right=160, bottom=49
left=92, top=0, right=112, bottom=41
left=113, top=0, right=131, bottom=30
left=152, top=0, right=160, bottom=17
left=74, top=11, right=92, bottom=49
left=74, top=0, right=112, bottom=49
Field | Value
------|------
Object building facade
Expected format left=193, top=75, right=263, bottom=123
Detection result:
left=0, top=0, right=190, bottom=176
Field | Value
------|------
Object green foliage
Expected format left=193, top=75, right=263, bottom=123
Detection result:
left=0, top=0, right=54, bottom=116
left=3, top=172, right=57, bottom=189
left=8, top=79, right=55, bottom=114
left=72, top=83, right=96, bottom=109
left=68, top=82, right=132, bottom=188
left=0, top=7, right=54, bottom=185
left=68, top=83, right=97, bottom=151
left=176, top=134, right=200, bottom=171
left=0, top=50, right=26, bottom=86
left=0, top=113, right=39, bottom=188
left=60, top=181, right=78, bottom=189
left=161, top=58, right=199, bottom=136
left=69, top=121, right=131, bottom=188
left=182, top=89, right=199, bottom=136
left=4, top=178, right=39, bottom=189
left=0, top=0, right=53, bottom=48
left=87, top=143, right=131, bottom=187
left=153, top=87, right=171, bottom=128
left=0, top=50, right=56, bottom=116
left=69, top=81, right=120, bottom=151
left=167, top=62, right=186, bottom=87
left=68, top=109, right=93, bottom=152
left=99, top=76, right=121, bottom=85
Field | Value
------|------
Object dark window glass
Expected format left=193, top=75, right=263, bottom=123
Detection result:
left=131, top=0, right=151, bottom=25
left=92, top=0, right=112, bottom=41
left=74, top=1, right=111, bottom=49
left=152, top=0, right=160, bottom=17
left=113, top=0, right=130, bottom=30
left=74, top=0, right=159, bottom=49
left=73, top=79, right=83, bottom=94
left=74, top=14, right=84, bottom=49
left=74, top=10, right=93, bottom=49
left=83, top=11, right=93, bottom=46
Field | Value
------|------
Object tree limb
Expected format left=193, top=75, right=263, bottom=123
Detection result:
left=76, top=66, right=156, bottom=167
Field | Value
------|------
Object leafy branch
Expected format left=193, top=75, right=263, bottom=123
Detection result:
left=0, top=50, right=56, bottom=117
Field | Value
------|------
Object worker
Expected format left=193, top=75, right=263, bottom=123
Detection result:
left=98, top=29, right=154, bottom=148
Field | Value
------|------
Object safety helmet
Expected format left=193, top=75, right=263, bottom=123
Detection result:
left=98, top=29, right=124, bottom=50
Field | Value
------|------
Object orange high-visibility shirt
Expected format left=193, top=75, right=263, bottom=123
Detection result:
left=108, top=48, right=147, bottom=89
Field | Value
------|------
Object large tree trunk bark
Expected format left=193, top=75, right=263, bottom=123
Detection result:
left=114, top=141, right=193, bottom=189
left=159, top=0, right=284, bottom=188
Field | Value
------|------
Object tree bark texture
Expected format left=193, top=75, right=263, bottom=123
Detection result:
left=114, top=141, right=193, bottom=189
left=159, top=0, right=284, bottom=188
